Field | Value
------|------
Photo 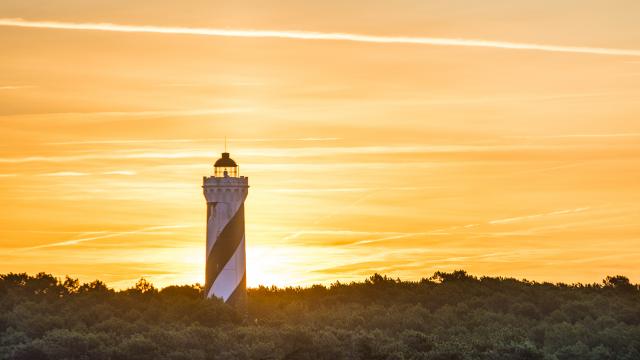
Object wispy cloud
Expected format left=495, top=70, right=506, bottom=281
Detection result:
left=296, top=138, right=342, bottom=142
left=0, top=108, right=251, bottom=119
left=0, top=144, right=544, bottom=164
left=0, top=85, right=34, bottom=91
left=102, top=170, right=136, bottom=176
left=32, top=170, right=135, bottom=177
left=159, top=80, right=263, bottom=88
left=7, top=170, right=137, bottom=178
left=47, top=137, right=341, bottom=146
left=40, top=171, right=90, bottom=177
left=281, top=230, right=406, bottom=242
left=17, top=225, right=193, bottom=251
left=1, top=18, right=640, bottom=57
left=264, top=186, right=424, bottom=194
left=266, top=187, right=371, bottom=193
left=60, top=108, right=251, bottom=117
left=509, top=133, right=640, bottom=139
left=407, top=92, right=616, bottom=105
left=488, top=207, right=591, bottom=225
left=0, top=152, right=211, bottom=164
left=284, top=207, right=593, bottom=247
left=238, top=144, right=550, bottom=158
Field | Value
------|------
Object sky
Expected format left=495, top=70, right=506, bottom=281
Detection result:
left=1, top=0, right=639, bottom=289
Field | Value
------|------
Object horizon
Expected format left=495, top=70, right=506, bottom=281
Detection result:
left=1, top=0, right=640, bottom=290
left=3, top=270, right=636, bottom=292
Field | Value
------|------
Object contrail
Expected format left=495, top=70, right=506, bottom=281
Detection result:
left=1, top=18, right=640, bottom=57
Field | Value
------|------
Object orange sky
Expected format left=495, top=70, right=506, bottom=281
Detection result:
left=1, top=1, right=640, bottom=289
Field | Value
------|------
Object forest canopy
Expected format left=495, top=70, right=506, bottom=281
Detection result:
left=1, top=271, right=639, bottom=360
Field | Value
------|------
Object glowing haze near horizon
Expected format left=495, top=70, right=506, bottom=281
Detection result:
left=1, top=0, right=640, bottom=289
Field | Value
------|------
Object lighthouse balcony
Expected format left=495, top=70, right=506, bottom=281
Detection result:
left=203, top=176, right=249, bottom=187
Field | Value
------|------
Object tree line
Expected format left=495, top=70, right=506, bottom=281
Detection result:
left=1, top=271, right=639, bottom=359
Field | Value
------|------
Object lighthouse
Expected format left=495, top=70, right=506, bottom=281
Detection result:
left=203, top=152, right=249, bottom=306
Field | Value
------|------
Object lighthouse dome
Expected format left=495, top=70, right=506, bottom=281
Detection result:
left=214, top=152, right=237, bottom=167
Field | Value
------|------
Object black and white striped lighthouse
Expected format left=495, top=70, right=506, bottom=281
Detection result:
left=203, top=152, right=248, bottom=306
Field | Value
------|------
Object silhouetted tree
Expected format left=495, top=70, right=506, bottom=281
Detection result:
left=1, top=271, right=639, bottom=360
left=603, top=275, right=637, bottom=292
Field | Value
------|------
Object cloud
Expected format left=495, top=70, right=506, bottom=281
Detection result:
left=102, top=170, right=136, bottom=176
left=40, top=171, right=90, bottom=177
left=238, top=144, right=550, bottom=158
left=281, top=228, right=454, bottom=247
left=0, top=85, right=34, bottom=91
left=265, top=187, right=371, bottom=193
left=62, top=108, right=250, bottom=117
left=265, top=186, right=435, bottom=194
left=17, top=225, right=193, bottom=251
left=32, top=170, right=135, bottom=177
left=286, top=207, right=592, bottom=247
left=281, top=230, right=407, bottom=242
left=1, top=18, right=640, bottom=57
left=0, top=152, right=211, bottom=164
left=488, top=207, right=591, bottom=225
left=47, top=137, right=341, bottom=146
left=0, top=108, right=251, bottom=119
left=509, top=133, right=640, bottom=139
left=296, top=138, right=342, bottom=142
left=0, top=144, right=547, bottom=164
left=403, top=92, right=615, bottom=105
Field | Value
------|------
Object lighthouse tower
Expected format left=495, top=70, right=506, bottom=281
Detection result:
left=203, top=152, right=249, bottom=305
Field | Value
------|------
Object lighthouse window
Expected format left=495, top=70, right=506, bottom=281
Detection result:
left=215, top=166, right=238, bottom=178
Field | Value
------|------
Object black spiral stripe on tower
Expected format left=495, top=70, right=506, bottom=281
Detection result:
left=226, top=272, right=247, bottom=306
left=204, top=204, right=245, bottom=298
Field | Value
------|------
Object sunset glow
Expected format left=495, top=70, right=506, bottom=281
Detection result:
left=1, top=1, right=640, bottom=289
